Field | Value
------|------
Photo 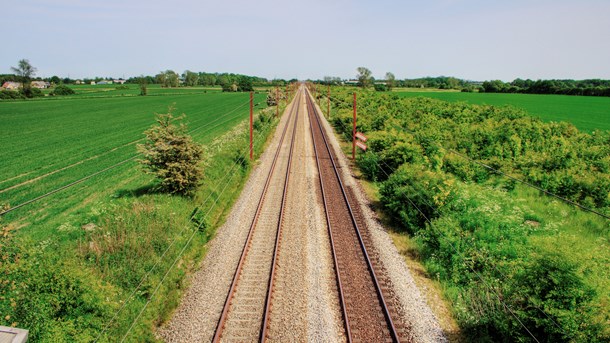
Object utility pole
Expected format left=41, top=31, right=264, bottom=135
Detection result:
left=352, top=92, right=357, bottom=160
left=250, top=91, right=253, bottom=160
left=327, top=84, right=330, bottom=118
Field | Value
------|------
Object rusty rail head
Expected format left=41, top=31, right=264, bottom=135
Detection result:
left=212, top=89, right=300, bottom=343
left=260, top=88, right=302, bottom=342
left=305, top=93, right=353, bottom=343
left=305, top=89, right=400, bottom=343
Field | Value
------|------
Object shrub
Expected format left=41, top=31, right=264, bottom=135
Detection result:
left=254, top=109, right=273, bottom=131
left=0, top=90, right=25, bottom=100
left=509, top=253, right=603, bottom=342
left=415, top=186, right=605, bottom=342
left=380, top=163, right=456, bottom=232
left=137, top=106, right=204, bottom=195
left=50, top=84, right=75, bottom=96
left=374, top=83, right=387, bottom=92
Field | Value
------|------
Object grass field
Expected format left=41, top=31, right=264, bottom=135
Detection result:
left=394, top=89, right=610, bottom=133
left=0, top=89, right=279, bottom=341
left=1, top=92, right=265, bottom=223
left=40, top=84, right=223, bottom=98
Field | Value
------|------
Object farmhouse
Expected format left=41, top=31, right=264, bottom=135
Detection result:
left=113, top=79, right=126, bottom=85
left=1, top=81, right=22, bottom=90
left=31, top=81, right=51, bottom=89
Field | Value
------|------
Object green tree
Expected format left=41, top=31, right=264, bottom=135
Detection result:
left=356, top=67, right=373, bottom=88
left=11, top=59, right=37, bottom=80
left=11, top=59, right=37, bottom=98
left=237, top=77, right=253, bottom=92
left=183, top=70, right=199, bottom=87
left=156, top=70, right=179, bottom=88
left=138, top=76, right=148, bottom=96
left=138, top=106, right=204, bottom=195
left=385, top=72, right=396, bottom=91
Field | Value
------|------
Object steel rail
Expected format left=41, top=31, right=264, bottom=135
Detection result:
left=212, top=89, right=301, bottom=343
left=260, top=87, right=301, bottom=341
left=305, top=89, right=400, bottom=342
left=306, top=90, right=353, bottom=342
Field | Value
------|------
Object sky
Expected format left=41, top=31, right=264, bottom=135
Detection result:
left=2, top=0, right=610, bottom=81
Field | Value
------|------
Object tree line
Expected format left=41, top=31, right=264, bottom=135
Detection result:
left=317, top=67, right=610, bottom=97
left=481, top=78, right=610, bottom=96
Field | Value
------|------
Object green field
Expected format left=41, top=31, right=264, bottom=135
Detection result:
left=394, top=90, right=610, bottom=133
left=1, top=92, right=265, bottom=222
left=0, top=90, right=278, bottom=341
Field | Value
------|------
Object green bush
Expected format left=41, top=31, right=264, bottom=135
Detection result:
left=51, top=85, right=75, bottom=96
left=254, top=109, right=273, bottom=131
left=509, top=253, right=603, bottom=342
left=379, top=163, right=456, bottom=232
left=414, top=186, right=605, bottom=342
left=0, top=90, right=25, bottom=100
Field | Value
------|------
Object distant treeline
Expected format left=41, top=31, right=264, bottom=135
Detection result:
left=398, top=76, right=472, bottom=89
left=481, top=79, right=610, bottom=96
left=1, top=72, right=297, bottom=89
left=316, top=75, right=610, bottom=97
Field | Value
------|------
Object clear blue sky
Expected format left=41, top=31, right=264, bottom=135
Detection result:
left=2, top=0, right=609, bottom=81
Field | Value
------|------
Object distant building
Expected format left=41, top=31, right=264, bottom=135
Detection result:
left=31, top=81, right=50, bottom=89
left=75, top=80, right=83, bottom=85
left=113, top=79, right=126, bottom=85
left=91, top=81, right=96, bottom=85
left=97, top=80, right=113, bottom=85
left=1, top=81, right=22, bottom=90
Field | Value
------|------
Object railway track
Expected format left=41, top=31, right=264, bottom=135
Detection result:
left=306, top=90, right=410, bottom=343
left=212, top=88, right=302, bottom=342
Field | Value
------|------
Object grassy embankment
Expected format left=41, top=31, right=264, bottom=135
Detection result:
left=0, top=89, right=287, bottom=341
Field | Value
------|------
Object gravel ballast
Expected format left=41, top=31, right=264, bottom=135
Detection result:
left=160, top=88, right=446, bottom=342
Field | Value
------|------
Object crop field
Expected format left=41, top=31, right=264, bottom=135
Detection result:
left=37, top=84, right=223, bottom=98
left=1, top=92, right=265, bottom=227
left=394, top=89, right=610, bottom=133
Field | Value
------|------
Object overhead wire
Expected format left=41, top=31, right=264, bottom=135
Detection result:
left=316, top=89, right=549, bottom=341
left=95, top=95, right=287, bottom=342
left=0, top=98, right=256, bottom=217
left=323, top=92, right=569, bottom=335
left=0, top=97, right=252, bottom=192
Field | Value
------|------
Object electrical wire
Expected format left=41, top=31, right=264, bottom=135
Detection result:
left=95, top=98, right=285, bottom=342
left=0, top=98, right=255, bottom=217
left=314, top=89, right=546, bottom=341
left=0, top=97, right=252, bottom=191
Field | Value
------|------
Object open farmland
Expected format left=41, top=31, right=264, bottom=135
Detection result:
left=394, top=89, right=610, bottom=133
left=1, top=92, right=265, bottom=225
left=61, top=84, right=222, bottom=98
